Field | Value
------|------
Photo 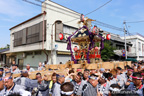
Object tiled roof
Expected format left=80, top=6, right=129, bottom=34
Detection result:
left=0, top=48, right=10, bottom=53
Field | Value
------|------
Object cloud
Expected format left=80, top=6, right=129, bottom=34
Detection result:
left=0, top=0, right=26, bottom=17
left=0, top=0, right=41, bottom=21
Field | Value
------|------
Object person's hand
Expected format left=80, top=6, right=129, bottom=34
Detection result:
left=125, top=82, right=130, bottom=86
left=127, top=79, right=132, bottom=82
left=70, top=73, right=76, bottom=76
left=97, top=91, right=101, bottom=96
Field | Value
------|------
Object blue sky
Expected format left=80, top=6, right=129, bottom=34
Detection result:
left=0, top=0, right=144, bottom=47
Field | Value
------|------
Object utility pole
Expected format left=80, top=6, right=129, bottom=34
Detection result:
left=51, top=23, right=55, bottom=64
left=123, top=21, right=127, bottom=59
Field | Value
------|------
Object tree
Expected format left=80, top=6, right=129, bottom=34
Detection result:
left=0, top=44, right=10, bottom=50
left=101, top=41, right=116, bottom=61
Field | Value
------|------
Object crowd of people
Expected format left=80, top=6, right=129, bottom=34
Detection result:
left=0, top=60, right=144, bottom=96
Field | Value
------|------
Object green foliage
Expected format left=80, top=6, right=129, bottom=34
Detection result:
left=0, top=44, right=10, bottom=50
left=101, top=41, right=116, bottom=61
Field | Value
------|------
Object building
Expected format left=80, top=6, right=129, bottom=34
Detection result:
left=7, top=0, right=135, bottom=69
left=0, top=48, right=10, bottom=66
left=100, top=31, right=133, bottom=60
left=9, top=0, right=81, bottom=68
left=121, top=33, right=144, bottom=60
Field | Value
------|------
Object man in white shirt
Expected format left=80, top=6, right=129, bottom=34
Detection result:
left=24, top=64, right=35, bottom=72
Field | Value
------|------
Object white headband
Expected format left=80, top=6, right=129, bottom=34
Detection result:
left=109, top=87, right=120, bottom=92
left=61, top=91, right=73, bottom=95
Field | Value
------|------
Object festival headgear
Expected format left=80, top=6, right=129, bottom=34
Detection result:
left=21, top=70, right=28, bottom=74
left=0, top=68, right=3, bottom=72
left=101, top=74, right=107, bottom=80
left=131, top=76, right=143, bottom=80
left=127, top=68, right=134, bottom=72
left=77, top=69, right=82, bottom=72
left=61, top=91, right=74, bottom=95
left=89, top=76, right=97, bottom=80
left=141, top=73, right=144, bottom=76
left=5, top=71, right=11, bottom=74
left=57, top=75, right=65, bottom=78
left=100, top=68, right=105, bottom=72
left=109, top=87, right=120, bottom=92
left=3, top=76, right=12, bottom=82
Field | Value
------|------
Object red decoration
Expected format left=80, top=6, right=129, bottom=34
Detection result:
left=92, top=26, right=96, bottom=33
left=75, top=50, right=81, bottom=59
left=106, top=34, right=111, bottom=40
left=59, top=33, right=63, bottom=40
left=73, top=46, right=78, bottom=52
left=92, top=26, right=99, bottom=35
left=95, top=47, right=99, bottom=50
left=80, top=14, right=84, bottom=22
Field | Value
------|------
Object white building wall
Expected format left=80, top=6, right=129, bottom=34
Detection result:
left=122, top=35, right=144, bottom=60
left=16, top=51, right=47, bottom=69
left=10, top=16, right=47, bottom=53
left=10, top=0, right=81, bottom=65
left=43, top=0, right=80, bottom=64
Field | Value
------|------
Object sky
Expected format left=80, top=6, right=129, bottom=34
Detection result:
left=0, top=0, right=144, bottom=47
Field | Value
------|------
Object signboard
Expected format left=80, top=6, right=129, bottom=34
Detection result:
left=122, top=49, right=126, bottom=57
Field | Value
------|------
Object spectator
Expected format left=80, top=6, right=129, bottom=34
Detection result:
left=83, top=69, right=90, bottom=81
left=90, top=69, right=96, bottom=75
left=11, top=64, right=20, bottom=74
left=65, top=69, right=75, bottom=82
left=103, top=73, right=114, bottom=95
left=10, top=60, right=16, bottom=72
left=108, top=84, right=121, bottom=96
left=25, top=64, right=35, bottom=72
left=116, top=67, right=122, bottom=75
left=0, top=77, right=4, bottom=95
left=36, top=72, right=49, bottom=96
left=127, top=72, right=144, bottom=96
left=60, top=82, right=74, bottom=96
left=97, top=73, right=107, bottom=95
left=82, top=74, right=98, bottom=96
left=38, top=62, right=43, bottom=71
left=46, top=72, right=57, bottom=95
left=3, top=75, right=31, bottom=96
left=122, top=67, right=133, bottom=88
left=100, top=68, right=105, bottom=74
left=14, top=71, right=32, bottom=91
left=52, top=74, right=65, bottom=96
left=72, top=72, right=87, bottom=96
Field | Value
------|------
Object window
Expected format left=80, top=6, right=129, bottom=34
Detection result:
left=138, top=42, right=141, bottom=51
left=14, top=30, right=22, bottom=47
left=13, top=20, right=46, bottom=47
left=63, top=25, right=77, bottom=35
left=55, top=21, right=78, bottom=41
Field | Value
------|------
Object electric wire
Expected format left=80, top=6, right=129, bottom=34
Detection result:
left=85, top=0, right=112, bottom=16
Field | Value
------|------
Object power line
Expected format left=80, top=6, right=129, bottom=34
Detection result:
left=125, top=23, right=134, bottom=41
left=22, top=0, right=123, bottom=32
left=35, top=0, right=80, bottom=16
left=85, top=0, right=112, bottom=16
left=92, top=21, right=123, bottom=32
left=126, top=20, right=144, bottom=23
left=94, top=20, right=123, bottom=31
left=22, top=0, right=79, bottom=19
